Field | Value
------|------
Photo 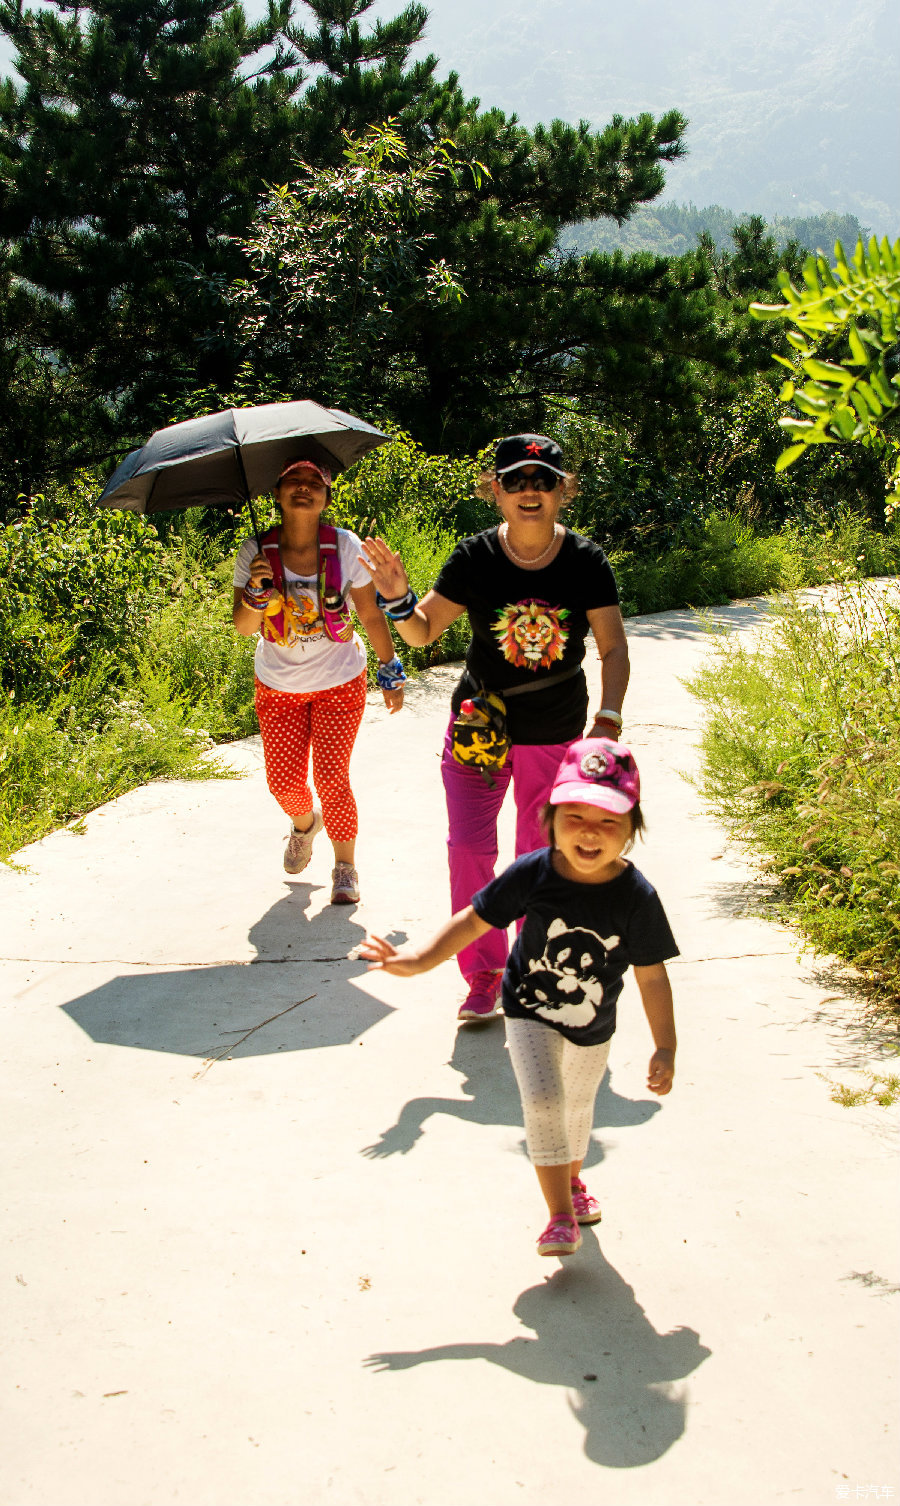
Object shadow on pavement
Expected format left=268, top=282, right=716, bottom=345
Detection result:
left=361, top=1026, right=660, bottom=1163
left=365, top=1246, right=710, bottom=1467
left=60, top=889, right=388, bottom=1058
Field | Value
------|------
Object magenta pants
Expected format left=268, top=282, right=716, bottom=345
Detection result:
left=440, top=719, right=574, bottom=983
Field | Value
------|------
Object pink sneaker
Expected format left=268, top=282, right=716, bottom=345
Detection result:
left=536, top=1214, right=582, bottom=1257
left=571, top=1177, right=602, bottom=1225
left=457, top=969, right=503, bottom=1022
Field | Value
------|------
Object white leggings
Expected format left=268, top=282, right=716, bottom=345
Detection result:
left=505, top=1016, right=611, bottom=1167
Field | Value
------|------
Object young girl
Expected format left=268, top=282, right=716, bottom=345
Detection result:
left=360, top=738, right=678, bottom=1256
left=233, top=456, right=405, bottom=904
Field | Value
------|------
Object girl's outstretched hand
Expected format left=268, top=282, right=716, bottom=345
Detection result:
left=647, top=1048, right=675, bottom=1095
left=358, top=934, right=423, bottom=976
left=360, top=536, right=410, bottom=602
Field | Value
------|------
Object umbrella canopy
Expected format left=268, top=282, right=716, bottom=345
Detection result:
left=97, top=401, right=390, bottom=514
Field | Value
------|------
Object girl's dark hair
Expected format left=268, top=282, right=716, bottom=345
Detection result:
left=540, top=800, right=645, bottom=850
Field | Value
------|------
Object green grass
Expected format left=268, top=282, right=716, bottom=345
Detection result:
left=0, top=671, right=236, bottom=860
left=610, top=509, right=900, bottom=616
left=687, top=579, right=900, bottom=1013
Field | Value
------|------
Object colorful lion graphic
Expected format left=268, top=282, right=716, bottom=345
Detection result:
left=261, top=588, right=322, bottom=647
left=492, top=599, right=570, bottom=670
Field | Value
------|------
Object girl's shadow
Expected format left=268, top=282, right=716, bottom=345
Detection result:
left=361, top=1027, right=659, bottom=1162
left=365, top=1246, right=710, bottom=1467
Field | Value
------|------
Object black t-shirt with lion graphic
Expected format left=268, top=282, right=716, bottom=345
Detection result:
left=433, top=527, right=619, bottom=744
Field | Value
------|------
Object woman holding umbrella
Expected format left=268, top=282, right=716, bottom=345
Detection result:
left=362, top=433, right=629, bottom=1019
left=234, top=456, right=405, bottom=904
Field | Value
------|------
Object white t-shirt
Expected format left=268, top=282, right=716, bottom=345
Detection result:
left=233, top=529, right=371, bottom=693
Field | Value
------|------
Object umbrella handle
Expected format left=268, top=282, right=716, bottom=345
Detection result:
left=243, top=476, right=274, bottom=592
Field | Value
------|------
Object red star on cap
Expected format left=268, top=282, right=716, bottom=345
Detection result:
left=525, top=442, right=543, bottom=455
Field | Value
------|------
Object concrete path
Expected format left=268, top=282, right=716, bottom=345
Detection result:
left=1, top=598, right=897, bottom=1506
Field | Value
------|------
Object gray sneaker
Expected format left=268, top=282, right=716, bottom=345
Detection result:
left=284, top=810, right=324, bottom=874
left=330, top=862, right=360, bottom=905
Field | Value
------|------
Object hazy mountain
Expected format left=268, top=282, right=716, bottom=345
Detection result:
left=3, top=0, right=898, bottom=235
left=370, top=0, right=900, bottom=237
left=559, top=205, right=871, bottom=258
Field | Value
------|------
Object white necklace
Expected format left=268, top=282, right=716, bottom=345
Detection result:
left=499, top=521, right=562, bottom=568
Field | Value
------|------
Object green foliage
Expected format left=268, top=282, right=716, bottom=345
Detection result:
left=751, top=237, right=900, bottom=511
left=135, top=559, right=259, bottom=740
left=820, top=1073, right=900, bottom=1108
left=224, top=104, right=745, bottom=453
left=687, top=583, right=900, bottom=1010
left=542, top=384, right=888, bottom=554
left=329, top=429, right=492, bottom=538
left=0, top=477, right=171, bottom=704
left=610, top=509, right=900, bottom=618
left=230, top=122, right=470, bottom=415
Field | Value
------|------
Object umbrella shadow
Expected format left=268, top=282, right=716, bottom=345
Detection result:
left=365, top=1247, right=710, bottom=1467
left=361, top=1027, right=660, bottom=1162
left=61, top=887, right=391, bottom=1059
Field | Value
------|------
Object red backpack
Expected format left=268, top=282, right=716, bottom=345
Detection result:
left=258, top=524, right=354, bottom=646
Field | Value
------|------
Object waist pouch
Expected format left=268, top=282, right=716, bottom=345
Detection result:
left=450, top=664, right=584, bottom=784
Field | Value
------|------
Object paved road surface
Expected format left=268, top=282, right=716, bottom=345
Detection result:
left=1, top=598, right=897, bottom=1506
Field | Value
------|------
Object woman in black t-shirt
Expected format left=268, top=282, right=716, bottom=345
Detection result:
left=361, top=433, right=630, bottom=1022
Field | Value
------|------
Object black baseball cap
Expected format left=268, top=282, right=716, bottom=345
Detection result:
left=494, top=434, right=566, bottom=477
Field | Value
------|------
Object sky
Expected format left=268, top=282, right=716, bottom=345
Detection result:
left=3, top=0, right=898, bottom=235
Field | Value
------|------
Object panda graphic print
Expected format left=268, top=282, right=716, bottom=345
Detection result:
left=518, top=917, right=621, bottom=1031
left=471, top=848, right=678, bottom=1046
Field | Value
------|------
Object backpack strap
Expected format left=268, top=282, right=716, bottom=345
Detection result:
left=317, top=523, right=354, bottom=643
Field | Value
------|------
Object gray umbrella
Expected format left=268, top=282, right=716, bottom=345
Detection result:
left=97, top=400, right=390, bottom=539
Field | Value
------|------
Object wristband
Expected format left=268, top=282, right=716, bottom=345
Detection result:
left=242, top=589, right=270, bottom=611
left=376, top=588, right=418, bottom=621
left=376, top=655, right=407, bottom=691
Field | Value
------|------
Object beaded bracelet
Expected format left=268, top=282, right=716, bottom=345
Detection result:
left=375, top=588, right=418, bottom=621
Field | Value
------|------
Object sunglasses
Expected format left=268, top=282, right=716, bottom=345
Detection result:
left=498, top=467, right=561, bottom=493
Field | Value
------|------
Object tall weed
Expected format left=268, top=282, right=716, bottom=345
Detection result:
left=0, top=674, right=232, bottom=860
left=688, top=582, right=900, bottom=1009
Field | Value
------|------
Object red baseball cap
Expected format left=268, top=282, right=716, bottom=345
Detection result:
left=277, top=457, right=332, bottom=487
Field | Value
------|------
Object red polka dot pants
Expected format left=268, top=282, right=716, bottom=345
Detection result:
left=255, top=672, right=367, bottom=840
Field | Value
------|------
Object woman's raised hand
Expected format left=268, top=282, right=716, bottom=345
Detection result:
left=360, top=536, right=410, bottom=602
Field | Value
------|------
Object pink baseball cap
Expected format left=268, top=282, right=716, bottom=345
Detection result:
left=277, top=457, right=332, bottom=486
left=549, top=738, right=640, bottom=814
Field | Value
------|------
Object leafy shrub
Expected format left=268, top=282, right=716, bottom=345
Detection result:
left=330, top=430, right=492, bottom=539
left=0, top=477, right=170, bottom=704
left=546, top=385, right=889, bottom=554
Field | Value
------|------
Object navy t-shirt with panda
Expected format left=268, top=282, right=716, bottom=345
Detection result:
left=471, top=849, right=679, bottom=1046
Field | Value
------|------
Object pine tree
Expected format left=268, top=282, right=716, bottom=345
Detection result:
left=0, top=0, right=304, bottom=433
left=287, top=0, right=446, bottom=164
